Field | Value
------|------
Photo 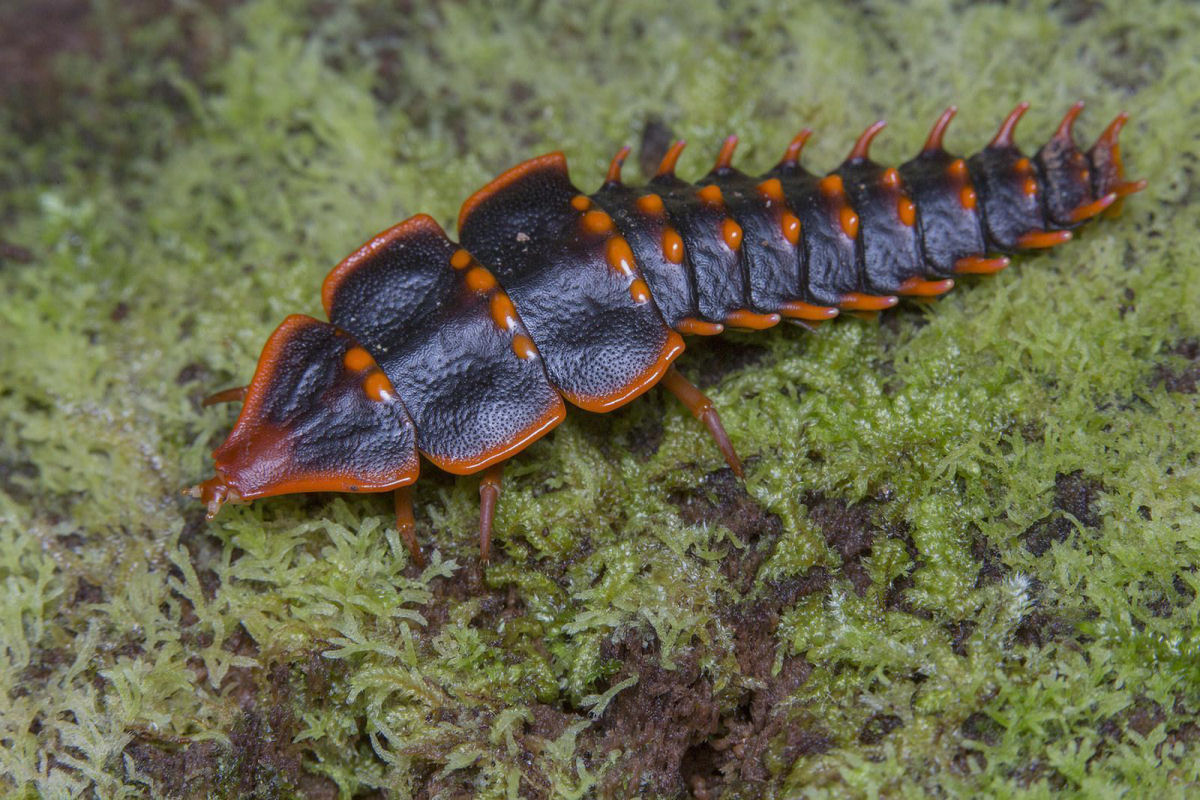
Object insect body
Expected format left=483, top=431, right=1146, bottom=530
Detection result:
left=188, top=103, right=1144, bottom=564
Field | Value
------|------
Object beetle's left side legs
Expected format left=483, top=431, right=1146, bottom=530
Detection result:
left=394, top=486, right=424, bottom=566
left=478, top=463, right=504, bottom=562
left=660, top=366, right=744, bottom=478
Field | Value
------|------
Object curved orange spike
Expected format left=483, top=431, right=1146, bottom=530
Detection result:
left=1053, top=101, right=1085, bottom=141
left=1066, top=191, right=1117, bottom=223
left=1114, top=179, right=1148, bottom=197
left=725, top=310, right=780, bottom=330
left=780, top=129, right=812, bottom=167
left=839, top=292, right=899, bottom=311
left=897, top=277, right=955, bottom=297
left=954, top=256, right=1010, bottom=274
left=847, top=120, right=887, bottom=162
left=1017, top=229, right=1072, bottom=249
left=1093, top=111, right=1130, bottom=150
left=922, top=106, right=957, bottom=153
left=605, top=145, right=632, bottom=184
left=713, top=135, right=739, bottom=171
left=990, top=102, right=1031, bottom=148
left=656, top=140, right=687, bottom=177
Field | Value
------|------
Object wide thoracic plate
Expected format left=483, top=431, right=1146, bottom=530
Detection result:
left=212, top=315, right=420, bottom=498
left=459, top=153, right=683, bottom=412
left=323, top=214, right=565, bottom=474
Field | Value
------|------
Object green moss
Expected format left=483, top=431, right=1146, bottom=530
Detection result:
left=2, top=0, right=1198, bottom=796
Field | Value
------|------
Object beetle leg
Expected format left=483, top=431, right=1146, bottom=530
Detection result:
left=660, top=366, right=744, bottom=479
left=394, top=485, right=423, bottom=567
left=478, top=463, right=504, bottom=562
left=202, top=386, right=248, bottom=406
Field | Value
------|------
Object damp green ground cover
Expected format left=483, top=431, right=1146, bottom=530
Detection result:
left=1, top=0, right=1198, bottom=797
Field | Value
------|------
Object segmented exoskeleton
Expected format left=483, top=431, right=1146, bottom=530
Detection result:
left=189, top=102, right=1144, bottom=564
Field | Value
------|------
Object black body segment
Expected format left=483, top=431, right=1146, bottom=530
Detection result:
left=211, top=315, right=420, bottom=499
left=837, top=159, right=924, bottom=294
left=323, top=215, right=565, bottom=474
left=898, top=150, right=987, bottom=277
left=764, top=162, right=861, bottom=306
left=651, top=174, right=748, bottom=323
left=967, top=144, right=1047, bottom=250
left=590, top=182, right=698, bottom=329
left=458, top=153, right=684, bottom=412
left=700, top=167, right=804, bottom=314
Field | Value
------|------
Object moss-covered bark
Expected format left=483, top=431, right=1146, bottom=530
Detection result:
left=2, top=1, right=1198, bottom=797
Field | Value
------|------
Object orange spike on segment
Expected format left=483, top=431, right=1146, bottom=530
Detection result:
left=202, top=386, right=249, bottom=406
left=1093, top=112, right=1130, bottom=150
left=713, top=135, right=738, bottom=171
left=1114, top=179, right=1148, bottom=197
left=675, top=318, right=725, bottom=336
left=606, top=145, right=632, bottom=184
left=778, top=301, right=839, bottom=321
left=1017, top=229, right=1073, bottom=249
left=780, top=129, right=812, bottom=166
left=839, top=292, right=899, bottom=311
left=1066, top=191, right=1117, bottom=223
left=656, top=140, right=687, bottom=177
left=954, top=256, right=1010, bottom=274
left=1053, top=101, right=1085, bottom=141
left=922, top=106, right=958, bottom=153
left=897, top=277, right=955, bottom=296
left=990, top=102, right=1031, bottom=148
left=847, top=120, right=886, bottom=162
left=725, top=310, right=781, bottom=330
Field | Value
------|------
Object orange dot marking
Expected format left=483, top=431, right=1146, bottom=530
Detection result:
left=781, top=213, right=801, bottom=245
left=606, top=236, right=637, bottom=277
left=343, top=347, right=373, bottom=373
left=490, top=293, right=517, bottom=329
left=1014, top=157, right=1031, bottom=174
left=898, top=197, right=916, bottom=226
left=960, top=186, right=977, bottom=210
left=881, top=167, right=901, bottom=188
left=819, top=174, right=844, bottom=196
left=1023, top=177, right=1038, bottom=196
left=511, top=334, right=537, bottom=360
left=840, top=207, right=859, bottom=239
left=629, top=278, right=651, bottom=304
left=450, top=248, right=472, bottom=270
left=582, top=209, right=614, bottom=235
left=637, top=193, right=664, bottom=215
left=948, top=158, right=968, bottom=179
left=363, top=371, right=392, bottom=402
left=662, top=228, right=684, bottom=263
left=722, top=218, right=743, bottom=250
left=570, top=194, right=591, bottom=211
left=466, top=266, right=497, bottom=292
left=698, top=184, right=723, bottom=205
left=757, top=178, right=785, bottom=202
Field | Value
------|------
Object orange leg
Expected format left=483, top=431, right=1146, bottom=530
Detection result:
left=394, top=486, right=423, bottom=567
left=202, top=386, right=248, bottom=406
left=478, top=463, right=504, bottom=562
left=660, top=367, right=744, bottom=479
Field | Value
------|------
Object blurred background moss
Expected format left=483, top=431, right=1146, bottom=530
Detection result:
left=1, top=0, right=1197, bottom=797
